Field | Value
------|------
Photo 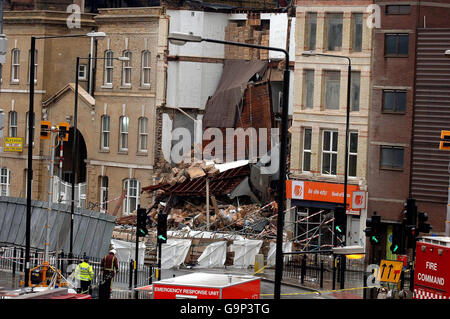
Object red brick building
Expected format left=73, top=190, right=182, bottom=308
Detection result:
left=368, top=1, right=450, bottom=255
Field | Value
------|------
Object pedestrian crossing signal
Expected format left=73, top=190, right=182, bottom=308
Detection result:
left=58, top=122, right=69, bottom=142
left=440, top=130, right=450, bottom=150
left=40, top=121, right=51, bottom=140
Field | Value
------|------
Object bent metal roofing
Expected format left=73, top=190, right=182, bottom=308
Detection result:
left=142, top=164, right=250, bottom=197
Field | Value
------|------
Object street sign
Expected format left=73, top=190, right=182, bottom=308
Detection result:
left=352, top=191, right=366, bottom=209
left=378, top=259, right=403, bottom=283
left=4, top=137, right=23, bottom=152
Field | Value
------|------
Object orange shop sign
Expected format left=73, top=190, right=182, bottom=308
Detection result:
left=286, top=180, right=361, bottom=214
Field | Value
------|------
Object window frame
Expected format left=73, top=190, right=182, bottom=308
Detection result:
left=380, top=145, right=404, bottom=170
left=305, top=12, right=317, bottom=51
left=141, top=50, right=151, bottom=87
left=138, top=116, right=149, bottom=153
left=25, top=111, right=35, bottom=146
left=123, top=178, right=140, bottom=214
left=303, top=69, right=315, bottom=109
left=351, top=71, right=361, bottom=112
left=385, top=33, right=409, bottom=57
left=11, top=48, right=20, bottom=83
left=122, top=50, right=132, bottom=87
left=119, top=115, right=129, bottom=152
left=348, top=132, right=358, bottom=177
left=303, top=128, right=312, bottom=173
left=0, top=168, right=10, bottom=196
left=100, top=115, right=110, bottom=150
left=324, top=70, right=341, bottom=110
left=27, top=49, right=38, bottom=84
left=100, top=176, right=108, bottom=213
left=326, top=13, right=343, bottom=52
left=321, top=130, right=338, bottom=176
left=382, top=89, right=407, bottom=114
left=104, top=50, right=114, bottom=86
left=352, top=13, right=363, bottom=52
left=9, top=111, right=18, bottom=138
left=78, top=64, right=87, bottom=81
left=385, top=5, right=411, bottom=15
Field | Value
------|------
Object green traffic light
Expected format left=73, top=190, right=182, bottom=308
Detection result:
left=371, top=236, right=378, bottom=243
left=336, top=226, right=342, bottom=233
left=158, top=235, right=166, bottom=241
left=392, top=245, right=398, bottom=253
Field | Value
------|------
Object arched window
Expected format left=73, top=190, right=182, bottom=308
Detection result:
left=28, top=49, right=37, bottom=83
left=119, top=116, right=129, bottom=151
left=100, top=176, right=108, bottom=213
left=123, top=179, right=140, bottom=214
left=104, top=50, right=114, bottom=85
left=101, top=115, right=110, bottom=149
left=122, top=50, right=132, bottom=86
left=138, top=117, right=148, bottom=152
left=9, top=111, right=17, bottom=137
left=11, top=48, right=20, bottom=83
left=141, top=50, right=151, bottom=87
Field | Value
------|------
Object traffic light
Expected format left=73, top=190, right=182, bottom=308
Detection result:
left=334, top=206, right=346, bottom=235
left=40, top=121, right=51, bottom=140
left=404, top=198, right=417, bottom=227
left=439, top=130, right=450, bottom=150
left=390, top=224, right=405, bottom=255
left=157, top=213, right=168, bottom=244
left=418, top=212, right=432, bottom=234
left=58, top=122, right=69, bottom=141
left=136, top=207, right=148, bottom=237
left=371, top=213, right=381, bottom=245
left=364, top=212, right=381, bottom=245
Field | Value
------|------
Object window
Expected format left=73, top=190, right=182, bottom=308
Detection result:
left=304, top=70, right=315, bottom=109
left=141, top=50, right=151, bottom=87
left=352, top=13, right=363, bottom=52
left=28, top=49, right=37, bottom=83
left=351, top=71, right=361, bottom=111
left=122, top=50, right=132, bottom=86
left=9, top=111, right=17, bottom=137
left=100, top=176, right=108, bottom=213
left=0, top=168, right=10, bottom=196
left=382, top=90, right=407, bottom=113
left=386, top=5, right=411, bottom=15
left=101, top=115, right=110, bottom=149
left=78, top=64, right=87, bottom=81
left=380, top=146, right=404, bottom=169
left=306, top=13, right=317, bottom=51
left=348, top=132, right=358, bottom=177
left=11, top=48, right=20, bottom=83
left=119, top=116, right=129, bottom=151
left=138, top=117, right=148, bottom=152
left=385, top=34, right=409, bottom=56
left=303, top=128, right=312, bottom=172
left=104, top=50, right=113, bottom=85
left=324, top=71, right=341, bottom=110
left=26, top=112, right=35, bottom=146
left=124, top=179, right=140, bottom=214
left=327, top=13, right=343, bottom=51
left=322, top=130, right=338, bottom=175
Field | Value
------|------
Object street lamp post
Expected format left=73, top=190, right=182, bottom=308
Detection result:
left=168, top=32, right=290, bottom=299
left=302, top=51, right=352, bottom=290
left=25, top=32, right=105, bottom=287
left=69, top=54, right=129, bottom=258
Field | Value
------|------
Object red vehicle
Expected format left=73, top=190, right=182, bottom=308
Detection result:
left=414, top=236, right=450, bottom=299
left=151, top=272, right=260, bottom=299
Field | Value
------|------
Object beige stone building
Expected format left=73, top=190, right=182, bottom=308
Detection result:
left=0, top=7, right=169, bottom=217
left=288, top=1, right=373, bottom=247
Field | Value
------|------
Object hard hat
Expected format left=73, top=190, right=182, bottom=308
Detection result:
left=110, top=249, right=116, bottom=254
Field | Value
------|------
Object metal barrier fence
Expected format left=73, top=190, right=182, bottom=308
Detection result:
left=0, top=245, right=154, bottom=299
left=282, top=251, right=411, bottom=297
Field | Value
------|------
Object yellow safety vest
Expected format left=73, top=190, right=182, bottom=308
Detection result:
left=74, top=262, right=94, bottom=281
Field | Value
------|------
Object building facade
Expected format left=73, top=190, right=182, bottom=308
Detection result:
left=0, top=7, right=168, bottom=218
left=289, top=0, right=374, bottom=249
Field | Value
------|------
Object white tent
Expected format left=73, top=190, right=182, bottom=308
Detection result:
left=195, top=241, right=228, bottom=268
left=229, top=239, right=263, bottom=268
left=111, top=239, right=146, bottom=266
left=161, top=239, right=192, bottom=269
left=267, top=241, right=293, bottom=266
